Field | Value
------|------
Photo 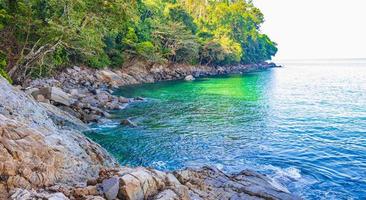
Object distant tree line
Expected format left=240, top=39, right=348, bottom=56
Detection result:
left=0, top=0, right=277, bottom=83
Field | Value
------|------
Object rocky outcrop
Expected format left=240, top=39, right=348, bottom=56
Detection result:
left=174, top=166, right=299, bottom=200
left=0, top=77, right=116, bottom=198
left=8, top=166, right=299, bottom=200
left=0, top=114, right=63, bottom=197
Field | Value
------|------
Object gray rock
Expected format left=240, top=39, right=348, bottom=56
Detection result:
left=50, top=87, right=73, bottom=106
left=70, top=89, right=79, bottom=96
left=32, top=87, right=72, bottom=106
left=118, top=97, right=129, bottom=103
left=173, top=166, right=300, bottom=200
left=73, top=66, right=81, bottom=71
left=96, top=92, right=110, bottom=103
left=184, top=75, right=195, bottom=81
left=47, top=192, right=70, bottom=200
left=83, top=114, right=100, bottom=123
left=97, top=70, right=124, bottom=87
left=10, top=189, right=31, bottom=200
left=102, top=177, right=120, bottom=200
left=153, top=189, right=179, bottom=200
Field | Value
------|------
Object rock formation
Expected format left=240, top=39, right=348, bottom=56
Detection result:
left=7, top=166, right=299, bottom=200
left=0, top=77, right=116, bottom=198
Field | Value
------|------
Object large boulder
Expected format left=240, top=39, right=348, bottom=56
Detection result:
left=29, top=87, right=73, bottom=106
left=97, top=70, right=124, bottom=87
left=102, top=177, right=119, bottom=200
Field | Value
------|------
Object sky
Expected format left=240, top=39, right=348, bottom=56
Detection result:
left=253, top=0, right=366, bottom=60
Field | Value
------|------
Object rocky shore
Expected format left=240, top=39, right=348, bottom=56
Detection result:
left=22, top=62, right=278, bottom=124
left=0, top=62, right=299, bottom=200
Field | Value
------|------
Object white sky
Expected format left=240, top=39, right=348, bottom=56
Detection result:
left=253, top=0, right=366, bottom=60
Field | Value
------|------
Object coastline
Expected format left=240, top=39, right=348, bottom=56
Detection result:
left=0, top=63, right=299, bottom=200
left=24, top=62, right=279, bottom=124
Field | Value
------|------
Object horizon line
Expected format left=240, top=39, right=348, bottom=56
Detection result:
left=273, top=57, right=366, bottom=61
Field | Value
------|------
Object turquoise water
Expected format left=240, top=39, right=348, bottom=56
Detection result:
left=87, top=60, right=366, bottom=199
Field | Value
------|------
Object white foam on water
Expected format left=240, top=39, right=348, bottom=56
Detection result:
left=257, top=165, right=306, bottom=195
left=91, top=122, right=119, bottom=131
left=262, top=165, right=302, bottom=181
left=277, top=167, right=302, bottom=180
left=215, top=163, right=224, bottom=170
left=152, top=161, right=167, bottom=169
left=268, top=178, right=290, bottom=193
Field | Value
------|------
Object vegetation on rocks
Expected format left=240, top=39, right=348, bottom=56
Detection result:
left=0, top=0, right=277, bottom=83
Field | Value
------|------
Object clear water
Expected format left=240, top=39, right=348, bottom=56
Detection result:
left=86, top=60, right=366, bottom=200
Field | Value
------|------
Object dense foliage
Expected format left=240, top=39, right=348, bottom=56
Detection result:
left=0, top=0, right=277, bottom=83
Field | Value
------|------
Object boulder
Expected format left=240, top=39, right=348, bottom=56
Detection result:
left=102, top=177, right=119, bottom=200
left=184, top=75, right=195, bottom=81
left=31, top=87, right=72, bottom=106
left=83, top=114, right=101, bottom=123
left=118, top=97, right=130, bottom=103
left=97, top=70, right=124, bottom=87
left=118, top=168, right=165, bottom=200
left=50, top=87, right=73, bottom=106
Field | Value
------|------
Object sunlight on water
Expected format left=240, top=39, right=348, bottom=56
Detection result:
left=86, top=59, right=366, bottom=200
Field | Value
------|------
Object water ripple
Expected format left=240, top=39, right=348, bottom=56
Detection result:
left=87, top=62, right=366, bottom=200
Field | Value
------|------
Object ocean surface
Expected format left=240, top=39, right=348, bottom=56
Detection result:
left=86, top=59, right=366, bottom=199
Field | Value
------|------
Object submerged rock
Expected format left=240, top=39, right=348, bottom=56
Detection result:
left=121, top=119, right=137, bottom=127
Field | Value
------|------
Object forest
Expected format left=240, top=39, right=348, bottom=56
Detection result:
left=0, top=0, right=277, bottom=83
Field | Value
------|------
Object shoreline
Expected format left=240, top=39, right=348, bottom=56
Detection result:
left=0, top=63, right=299, bottom=200
left=24, top=62, right=279, bottom=124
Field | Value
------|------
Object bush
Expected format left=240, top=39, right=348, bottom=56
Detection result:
left=135, top=41, right=156, bottom=60
left=86, top=53, right=111, bottom=69
left=0, top=57, right=12, bottom=83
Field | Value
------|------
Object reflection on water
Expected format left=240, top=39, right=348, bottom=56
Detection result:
left=87, top=60, right=366, bottom=200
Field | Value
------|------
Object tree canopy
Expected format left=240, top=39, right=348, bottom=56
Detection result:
left=0, top=0, right=277, bottom=83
